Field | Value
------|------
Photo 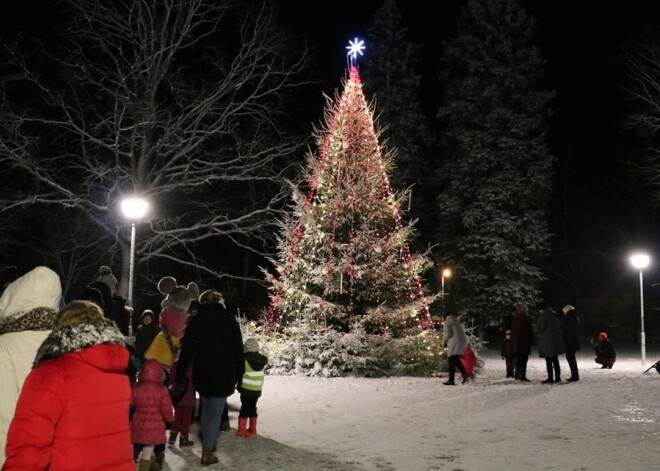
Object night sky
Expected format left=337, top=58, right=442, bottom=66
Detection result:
left=3, top=1, right=660, bottom=325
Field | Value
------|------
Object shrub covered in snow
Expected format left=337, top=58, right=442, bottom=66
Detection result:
left=240, top=317, right=452, bottom=377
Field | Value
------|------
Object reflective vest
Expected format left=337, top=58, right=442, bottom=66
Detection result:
left=240, top=361, right=265, bottom=392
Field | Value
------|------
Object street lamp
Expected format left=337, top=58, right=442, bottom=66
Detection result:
left=120, top=196, right=149, bottom=336
left=630, top=252, right=650, bottom=365
left=441, top=268, right=452, bottom=299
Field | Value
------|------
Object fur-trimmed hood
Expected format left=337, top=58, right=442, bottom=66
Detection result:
left=34, top=318, right=128, bottom=367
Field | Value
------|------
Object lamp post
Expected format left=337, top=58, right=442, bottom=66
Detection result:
left=441, top=268, right=452, bottom=299
left=120, top=196, right=149, bottom=336
left=630, top=252, right=650, bottom=365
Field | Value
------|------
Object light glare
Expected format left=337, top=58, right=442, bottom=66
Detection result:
left=630, top=253, right=650, bottom=270
left=120, top=197, right=149, bottom=220
left=346, top=38, right=365, bottom=59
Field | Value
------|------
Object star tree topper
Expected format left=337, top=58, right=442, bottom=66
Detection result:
left=346, top=37, right=365, bottom=65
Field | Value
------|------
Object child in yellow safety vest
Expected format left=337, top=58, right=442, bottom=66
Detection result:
left=236, top=338, right=268, bottom=437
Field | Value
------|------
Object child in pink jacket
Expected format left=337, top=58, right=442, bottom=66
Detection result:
left=131, top=359, right=175, bottom=471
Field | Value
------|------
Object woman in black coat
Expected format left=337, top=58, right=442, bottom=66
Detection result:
left=177, top=290, right=244, bottom=465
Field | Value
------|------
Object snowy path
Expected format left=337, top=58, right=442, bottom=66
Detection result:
left=163, top=347, right=660, bottom=470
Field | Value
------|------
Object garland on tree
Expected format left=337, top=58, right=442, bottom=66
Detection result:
left=265, top=66, right=432, bottom=337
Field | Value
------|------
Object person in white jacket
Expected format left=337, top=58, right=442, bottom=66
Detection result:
left=442, top=312, right=469, bottom=385
left=0, top=266, right=62, bottom=465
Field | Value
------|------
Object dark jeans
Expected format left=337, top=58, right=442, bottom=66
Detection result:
left=565, top=350, right=579, bottom=379
left=239, top=394, right=259, bottom=418
left=448, top=354, right=467, bottom=382
left=544, top=356, right=561, bottom=381
left=514, top=353, right=529, bottom=379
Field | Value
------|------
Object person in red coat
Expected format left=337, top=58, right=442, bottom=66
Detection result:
left=3, top=300, right=134, bottom=471
left=130, top=359, right=175, bottom=471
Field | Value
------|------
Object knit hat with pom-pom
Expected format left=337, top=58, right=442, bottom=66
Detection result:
left=97, top=266, right=118, bottom=291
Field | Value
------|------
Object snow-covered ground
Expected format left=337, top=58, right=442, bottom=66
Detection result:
left=164, top=345, right=660, bottom=470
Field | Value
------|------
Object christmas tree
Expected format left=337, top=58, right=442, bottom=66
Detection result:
left=266, top=55, right=431, bottom=337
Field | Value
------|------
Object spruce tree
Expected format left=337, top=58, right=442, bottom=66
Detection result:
left=361, top=0, right=438, bottom=253
left=436, top=0, right=553, bottom=325
left=266, top=67, right=431, bottom=336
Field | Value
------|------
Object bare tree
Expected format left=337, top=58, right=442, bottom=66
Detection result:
left=0, top=0, right=307, bottom=295
left=623, top=28, right=660, bottom=198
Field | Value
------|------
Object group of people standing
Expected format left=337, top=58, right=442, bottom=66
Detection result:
left=501, top=303, right=614, bottom=383
left=0, top=265, right=268, bottom=470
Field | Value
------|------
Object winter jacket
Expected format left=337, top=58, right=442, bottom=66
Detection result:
left=500, top=338, right=514, bottom=359
left=0, top=266, right=61, bottom=465
left=594, top=339, right=616, bottom=359
left=130, top=359, right=174, bottom=446
left=170, top=361, right=195, bottom=407
left=135, top=323, right=160, bottom=361
left=443, top=315, right=468, bottom=357
left=560, top=309, right=581, bottom=352
left=535, top=308, right=565, bottom=358
left=238, top=352, right=268, bottom=398
left=178, top=302, right=244, bottom=397
left=511, top=309, right=535, bottom=355
left=3, top=320, right=134, bottom=471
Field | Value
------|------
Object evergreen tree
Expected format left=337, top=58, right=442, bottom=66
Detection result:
left=267, top=67, right=431, bottom=336
left=363, top=0, right=431, bottom=191
left=436, top=0, right=553, bottom=325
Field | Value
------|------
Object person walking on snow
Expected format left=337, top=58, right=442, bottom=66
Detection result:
left=442, top=312, right=469, bottom=385
left=176, top=289, right=244, bottom=466
left=3, top=300, right=134, bottom=470
left=130, top=359, right=175, bottom=471
left=236, top=338, right=268, bottom=438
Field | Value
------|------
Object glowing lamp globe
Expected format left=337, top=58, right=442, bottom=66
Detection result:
left=120, top=197, right=149, bottom=220
left=630, top=253, right=650, bottom=270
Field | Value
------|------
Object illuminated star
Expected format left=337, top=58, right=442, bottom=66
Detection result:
left=346, top=37, right=365, bottom=60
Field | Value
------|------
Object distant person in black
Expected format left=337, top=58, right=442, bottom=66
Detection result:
left=561, top=304, right=581, bottom=382
left=500, top=330, right=515, bottom=378
left=592, top=332, right=616, bottom=369
left=135, top=309, right=160, bottom=362
left=92, top=266, right=130, bottom=336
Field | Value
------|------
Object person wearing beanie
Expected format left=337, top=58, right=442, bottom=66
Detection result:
left=93, top=266, right=131, bottom=336
left=135, top=309, right=161, bottom=362
left=96, top=266, right=119, bottom=293
left=560, top=304, right=581, bottom=382
left=236, top=339, right=268, bottom=438
left=3, top=301, right=134, bottom=470
left=592, top=332, right=616, bottom=369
